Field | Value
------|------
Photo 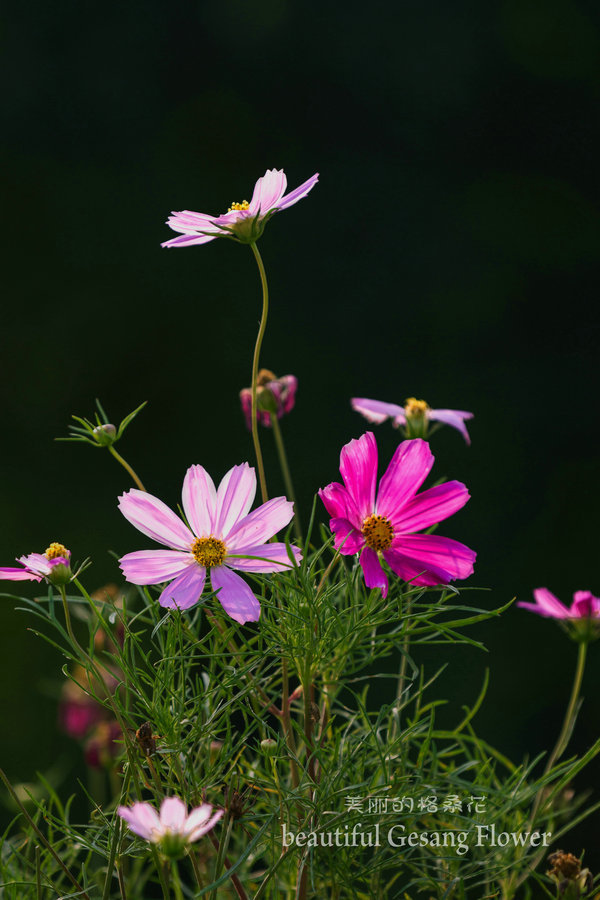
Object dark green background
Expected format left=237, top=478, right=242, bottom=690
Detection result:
left=2, top=0, right=600, bottom=869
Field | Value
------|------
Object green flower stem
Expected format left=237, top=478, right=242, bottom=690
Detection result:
left=209, top=813, right=234, bottom=900
left=207, top=832, right=249, bottom=900
left=545, top=639, right=587, bottom=772
left=281, top=656, right=300, bottom=789
left=0, top=767, right=91, bottom=900
left=389, top=597, right=413, bottom=744
left=249, top=241, right=269, bottom=504
left=511, top=640, right=589, bottom=897
left=108, top=445, right=146, bottom=491
left=270, top=413, right=302, bottom=542
left=170, top=860, right=184, bottom=900
left=59, top=584, right=78, bottom=648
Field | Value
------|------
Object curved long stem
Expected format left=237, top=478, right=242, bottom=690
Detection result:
left=108, top=446, right=146, bottom=491
left=249, top=241, right=269, bottom=504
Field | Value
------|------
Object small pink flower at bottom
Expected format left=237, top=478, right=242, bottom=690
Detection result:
left=319, top=432, right=475, bottom=598
left=0, top=542, right=72, bottom=586
left=119, top=797, right=223, bottom=858
left=118, top=463, right=301, bottom=624
left=240, top=369, right=298, bottom=429
left=518, top=588, right=600, bottom=620
left=352, top=396, right=474, bottom=444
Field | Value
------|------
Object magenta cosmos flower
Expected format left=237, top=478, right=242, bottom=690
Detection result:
left=319, top=433, right=475, bottom=597
left=119, top=796, right=223, bottom=857
left=0, top=542, right=71, bottom=585
left=518, top=588, right=600, bottom=620
left=240, top=369, right=298, bottom=429
left=118, top=463, right=301, bottom=624
left=352, top=397, right=474, bottom=445
left=161, top=168, right=319, bottom=248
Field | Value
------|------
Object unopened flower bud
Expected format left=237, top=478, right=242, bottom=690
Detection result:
left=92, top=423, right=117, bottom=446
left=260, top=738, right=278, bottom=756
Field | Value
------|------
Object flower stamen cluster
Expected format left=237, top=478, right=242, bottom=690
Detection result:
left=361, top=514, right=394, bottom=551
left=45, top=542, right=70, bottom=560
left=191, top=536, right=227, bottom=568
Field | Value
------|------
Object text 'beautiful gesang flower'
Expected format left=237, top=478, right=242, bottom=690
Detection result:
left=118, top=463, right=301, bottom=624
left=119, top=796, right=223, bottom=858
left=240, top=369, right=298, bottom=429
left=319, top=433, right=475, bottom=597
left=0, top=542, right=71, bottom=586
left=352, top=397, right=474, bottom=444
left=162, top=168, right=319, bottom=248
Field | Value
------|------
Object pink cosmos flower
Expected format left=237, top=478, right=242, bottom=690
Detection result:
left=518, top=588, right=600, bottom=620
left=0, top=542, right=71, bottom=584
left=162, top=168, right=319, bottom=248
left=119, top=796, right=223, bottom=854
left=118, top=463, right=301, bottom=624
left=351, top=397, right=474, bottom=445
left=240, top=369, right=298, bottom=429
left=319, top=433, right=475, bottom=597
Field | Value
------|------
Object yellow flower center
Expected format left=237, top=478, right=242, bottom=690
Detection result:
left=228, top=200, right=250, bottom=212
left=404, top=397, right=430, bottom=418
left=45, top=542, right=69, bottom=560
left=361, top=515, right=394, bottom=551
left=191, top=537, right=227, bottom=568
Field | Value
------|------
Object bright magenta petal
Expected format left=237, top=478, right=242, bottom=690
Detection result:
left=119, top=549, right=192, bottom=585
left=226, top=542, right=301, bottom=572
left=376, top=439, right=434, bottom=521
left=329, top=518, right=365, bottom=555
left=339, top=432, right=378, bottom=521
left=214, top=464, right=257, bottom=537
left=351, top=397, right=406, bottom=425
left=226, top=497, right=295, bottom=550
left=360, top=546, right=388, bottom=597
left=249, top=168, right=287, bottom=215
left=118, top=489, right=194, bottom=551
left=210, top=566, right=260, bottom=624
left=158, top=565, right=206, bottom=611
left=318, top=482, right=362, bottom=529
left=394, top=481, right=470, bottom=533
left=518, top=587, right=571, bottom=619
left=388, top=534, right=475, bottom=584
left=182, top=465, right=217, bottom=537
left=570, top=590, right=600, bottom=617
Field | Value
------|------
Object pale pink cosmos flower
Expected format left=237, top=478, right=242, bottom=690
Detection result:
left=240, top=369, right=298, bottom=429
left=518, top=588, right=600, bottom=620
left=319, top=433, right=475, bottom=597
left=351, top=397, right=474, bottom=445
left=118, top=796, right=223, bottom=853
left=162, top=168, right=319, bottom=248
left=118, top=463, right=301, bottom=624
left=0, top=542, right=71, bottom=584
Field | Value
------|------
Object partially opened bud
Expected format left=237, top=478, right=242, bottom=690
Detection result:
left=240, top=370, right=298, bottom=429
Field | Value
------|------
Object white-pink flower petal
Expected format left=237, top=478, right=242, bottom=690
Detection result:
left=118, top=489, right=194, bottom=551
left=182, top=465, right=217, bottom=537
left=214, top=463, right=257, bottom=537
left=119, top=549, right=193, bottom=585
left=210, top=565, right=260, bottom=624
left=226, top=496, right=295, bottom=550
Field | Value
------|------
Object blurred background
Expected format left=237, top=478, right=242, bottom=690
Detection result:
left=2, top=0, right=600, bottom=868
